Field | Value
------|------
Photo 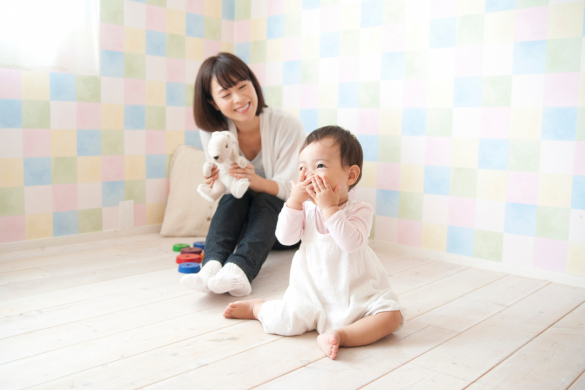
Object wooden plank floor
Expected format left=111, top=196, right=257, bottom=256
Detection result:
left=0, top=233, right=584, bottom=390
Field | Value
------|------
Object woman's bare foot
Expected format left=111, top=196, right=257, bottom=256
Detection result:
left=223, top=299, right=265, bottom=319
left=317, top=331, right=342, bottom=360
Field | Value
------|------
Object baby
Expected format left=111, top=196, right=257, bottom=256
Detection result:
left=223, top=126, right=404, bottom=360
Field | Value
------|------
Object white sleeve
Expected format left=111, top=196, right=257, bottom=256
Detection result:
left=271, top=115, right=306, bottom=201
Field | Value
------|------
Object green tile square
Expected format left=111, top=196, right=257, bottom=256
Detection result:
left=185, top=84, right=194, bottom=108
left=378, top=135, right=401, bottom=163
left=102, top=131, right=124, bottom=155
left=125, top=180, right=146, bottom=204
left=318, top=109, right=337, bottom=127
left=78, top=208, right=102, bottom=234
left=250, top=41, right=267, bottom=63
left=404, top=50, right=428, bottom=79
left=474, top=230, right=503, bottom=262
left=399, top=192, right=423, bottom=220
left=204, top=17, right=221, bottom=41
left=536, top=206, right=570, bottom=240
left=77, top=75, right=101, bottom=102
left=263, top=86, right=282, bottom=108
left=146, top=0, right=166, bottom=6
left=427, top=108, right=452, bottom=137
left=450, top=168, right=477, bottom=198
left=482, top=76, right=512, bottom=107
left=101, top=0, right=124, bottom=25
left=167, top=34, right=186, bottom=59
left=340, top=30, right=360, bottom=57
left=383, top=0, right=405, bottom=24
left=517, top=0, right=548, bottom=8
left=546, top=38, right=582, bottom=73
left=302, top=60, right=319, bottom=84
left=284, top=13, right=302, bottom=37
left=0, top=187, right=24, bottom=217
left=508, top=140, right=540, bottom=171
left=124, top=54, right=146, bottom=79
left=146, top=106, right=166, bottom=130
left=22, top=100, right=50, bottom=129
left=52, top=157, right=77, bottom=184
left=359, top=82, right=380, bottom=108
left=457, top=14, right=484, bottom=46
left=235, top=0, right=251, bottom=21
left=577, top=108, right=585, bottom=141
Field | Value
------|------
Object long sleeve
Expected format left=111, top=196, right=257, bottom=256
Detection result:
left=275, top=204, right=305, bottom=246
left=324, top=201, right=373, bottom=253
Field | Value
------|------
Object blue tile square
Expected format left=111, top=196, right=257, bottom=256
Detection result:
left=101, top=50, right=125, bottom=78
left=146, top=30, right=168, bottom=55
left=424, top=166, right=451, bottom=195
left=454, top=77, right=482, bottom=107
left=338, top=82, right=359, bottom=108
left=376, top=189, right=400, bottom=217
left=513, top=41, right=546, bottom=74
left=381, top=52, right=405, bottom=80
left=24, top=158, right=52, bottom=186
left=53, top=211, right=79, bottom=237
left=77, top=130, right=101, bottom=156
left=572, top=176, right=585, bottom=209
left=402, top=108, right=427, bottom=136
left=300, top=109, right=318, bottom=133
left=50, top=73, right=76, bottom=101
left=302, top=0, right=320, bottom=10
left=430, top=17, right=457, bottom=48
left=478, top=139, right=508, bottom=170
left=320, top=32, right=340, bottom=58
left=124, top=105, right=146, bottom=130
left=283, top=61, right=302, bottom=85
left=234, top=43, right=251, bottom=64
left=185, top=131, right=202, bottom=149
left=447, top=226, right=475, bottom=257
left=505, top=203, right=537, bottom=236
left=357, top=135, right=379, bottom=161
left=361, top=0, right=384, bottom=28
left=146, top=155, right=167, bottom=179
left=486, top=0, right=516, bottom=12
left=0, top=99, right=22, bottom=128
left=267, top=15, right=284, bottom=39
left=542, top=107, right=577, bottom=141
left=222, top=0, right=235, bottom=21
left=167, top=82, right=186, bottom=107
left=102, top=181, right=125, bottom=207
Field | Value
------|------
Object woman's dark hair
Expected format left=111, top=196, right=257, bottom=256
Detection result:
left=300, top=125, right=363, bottom=190
left=193, top=52, right=267, bottom=132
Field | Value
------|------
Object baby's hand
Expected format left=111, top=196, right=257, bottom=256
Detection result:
left=308, top=175, right=339, bottom=217
left=287, top=168, right=311, bottom=210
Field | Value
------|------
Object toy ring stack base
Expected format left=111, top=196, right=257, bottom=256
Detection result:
left=179, top=262, right=200, bottom=273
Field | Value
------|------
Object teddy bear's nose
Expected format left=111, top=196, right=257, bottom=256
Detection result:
left=213, top=156, right=219, bottom=160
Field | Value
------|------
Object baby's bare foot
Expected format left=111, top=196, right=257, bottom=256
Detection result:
left=223, top=299, right=264, bottom=319
left=317, top=332, right=341, bottom=360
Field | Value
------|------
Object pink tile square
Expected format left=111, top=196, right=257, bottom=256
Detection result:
left=234, top=20, right=251, bottom=44
left=397, top=219, right=422, bottom=247
left=377, top=163, right=400, bottom=191
left=53, top=184, right=78, bottom=212
left=382, top=24, right=405, bottom=53
left=25, top=186, right=53, bottom=214
left=374, top=216, right=398, bottom=243
left=0, top=216, right=25, bottom=243
left=283, top=37, right=301, bottom=61
left=146, top=5, right=167, bottom=32
left=203, top=40, right=222, bottom=59
left=268, top=0, right=284, bottom=15
left=339, top=58, right=359, bottom=83
left=480, top=108, right=510, bottom=139
left=221, top=20, right=234, bottom=43
left=124, top=79, right=146, bottom=105
left=449, top=197, right=476, bottom=228
left=134, top=203, right=147, bottom=226
left=320, top=7, right=339, bottom=32
left=100, top=23, right=125, bottom=51
left=358, top=109, right=380, bottom=135
left=455, top=46, right=483, bottom=77
left=102, top=156, right=125, bottom=181
left=146, top=178, right=168, bottom=203
left=515, top=6, right=548, bottom=42
left=300, top=84, right=319, bottom=109
left=166, top=107, right=185, bottom=130
left=425, top=137, right=451, bottom=166
left=101, top=77, right=124, bottom=104
left=146, top=131, right=167, bottom=154
left=50, top=102, right=77, bottom=129
left=185, top=0, right=205, bottom=14
left=506, top=172, right=539, bottom=204
left=0, top=129, right=23, bottom=158
left=249, top=63, right=266, bottom=86
left=102, top=206, right=119, bottom=231
left=0, top=68, right=21, bottom=99
left=533, top=238, right=567, bottom=272
left=574, top=142, right=585, bottom=175
left=544, top=73, right=579, bottom=107
left=23, top=129, right=51, bottom=157
left=403, top=80, right=428, bottom=108
left=78, top=182, right=102, bottom=210
left=185, top=110, right=196, bottom=131
left=431, top=0, right=456, bottom=18
left=77, top=103, right=101, bottom=130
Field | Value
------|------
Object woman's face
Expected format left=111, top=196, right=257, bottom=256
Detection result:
left=209, top=77, right=258, bottom=127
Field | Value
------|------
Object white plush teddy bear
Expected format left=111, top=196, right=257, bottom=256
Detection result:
left=197, top=131, right=250, bottom=202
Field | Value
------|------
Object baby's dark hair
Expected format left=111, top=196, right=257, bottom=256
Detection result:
left=300, top=125, right=363, bottom=190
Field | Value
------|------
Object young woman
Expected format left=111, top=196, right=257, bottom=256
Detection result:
left=181, top=52, right=305, bottom=297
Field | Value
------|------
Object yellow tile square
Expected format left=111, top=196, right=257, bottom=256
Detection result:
left=146, top=81, right=166, bottom=106
left=0, top=159, right=24, bottom=187
left=51, top=129, right=77, bottom=157
left=221, top=42, right=235, bottom=53
left=484, top=11, right=515, bottom=44
left=360, top=27, right=382, bottom=54
left=421, top=222, right=448, bottom=252
left=477, top=170, right=507, bottom=201
left=360, top=161, right=377, bottom=188
left=22, top=71, right=50, bottom=100
left=250, top=18, right=267, bottom=41
left=77, top=156, right=102, bottom=182
left=451, top=138, right=479, bottom=168
left=399, top=164, right=424, bottom=193
left=205, top=0, right=221, bottom=17
left=26, top=213, right=53, bottom=240
left=405, top=21, right=429, bottom=50
left=146, top=202, right=166, bottom=224
left=266, top=39, right=284, bottom=62
left=125, top=155, right=146, bottom=180
left=456, top=0, right=484, bottom=15
left=537, top=173, right=572, bottom=208
left=302, top=35, right=320, bottom=59
left=186, top=37, right=205, bottom=61
left=284, top=0, right=302, bottom=13
left=101, top=104, right=124, bottom=130
left=379, top=109, right=402, bottom=135
left=510, top=108, right=542, bottom=140
left=548, top=3, right=584, bottom=40
left=318, top=84, right=338, bottom=109
left=340, top=2, right=361, bottom=30
left=166, top=130, right=185, bottom=155
left=567, top=242, right=585, bottom=276
left=428, top=78, right=454, bottom=107
left=124, top=27, right=146, bottom=54
left=167, top=9, right=186, bottom=35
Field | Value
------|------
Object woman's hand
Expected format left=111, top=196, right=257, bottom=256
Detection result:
left=230, top=162, right=257, bottom=185
left=308, top=175, right=340, bottom=219
left=204, top=165, right=219, bottom=188
left=286, top=168, right=311, bottom=210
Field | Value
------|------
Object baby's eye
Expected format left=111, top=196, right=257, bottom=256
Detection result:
left=317, top=164, right=325, bottom=169
left=222, top=94, right=230, bottom=99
